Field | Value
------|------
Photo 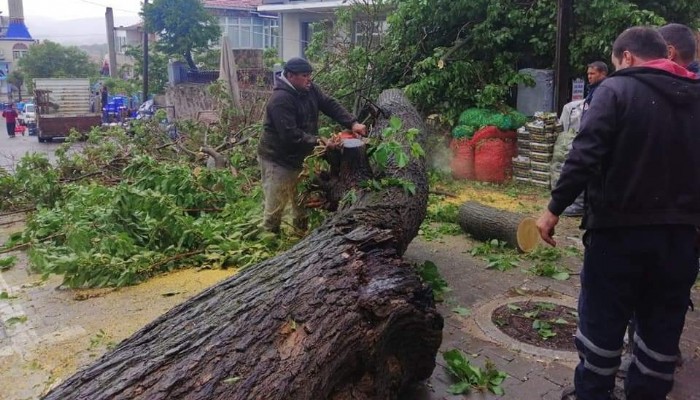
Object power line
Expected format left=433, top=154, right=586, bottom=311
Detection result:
left=33, top=33, right=115, bottom=38
left=75, top=0, right=141, bottom=14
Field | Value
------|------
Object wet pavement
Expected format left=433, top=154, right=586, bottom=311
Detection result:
left=0, top=219, right=238, bottom=399
left=0, top=124, right=62, bottom=171
left=2, top=217, right=697, bottom=400
left=0, top=133, right=698, bottom=399
left=403, top=231, right=700, bottom=400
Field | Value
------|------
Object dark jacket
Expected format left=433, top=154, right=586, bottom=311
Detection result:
left=259, top=78, right=356, bottom=170
left=548, top=60, right=700, bottom=229
left=582, top=82, right=601, bottom=114
left=687, top=60, right=699, bottom=78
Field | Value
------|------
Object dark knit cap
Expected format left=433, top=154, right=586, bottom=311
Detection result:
left=284, top=57, right=313, bottom=73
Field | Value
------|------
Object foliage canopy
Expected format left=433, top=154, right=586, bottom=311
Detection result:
left=17, top=41, right=98, bottom=85
left=142, top=0, right=221, bottom=70
left=309, top=0, right=700, bottom=122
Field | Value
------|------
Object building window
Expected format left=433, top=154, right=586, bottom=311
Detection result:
left=116, top=35, right=128, bottom=54
left=12, top=50, right=27, bottom=60
left=220, top=16, right=279, bottom=50
left=12, top=43, right=29, bottom=60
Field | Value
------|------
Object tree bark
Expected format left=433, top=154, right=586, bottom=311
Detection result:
left=44, top=89, right=443, bottom=400
left=458, top=201, right=540, bottom=252
left=185, top=50, right=197, bottom=71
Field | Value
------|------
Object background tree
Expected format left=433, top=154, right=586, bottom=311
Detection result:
left=305, top=1, right=388, bottom=117
left=309, top=0, right=699, bottom=122
left=17, top=41, right=98, bottom=89
left=125, top=45, right=169, bottom=94
left=142, top=0, right=221, bottom=70
left=195, top=48, right=221, bottom=70
left=8, top=70, right=25, bottom=101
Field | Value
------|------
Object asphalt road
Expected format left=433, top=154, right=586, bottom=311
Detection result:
left=0, top=123, right=62, bottom=171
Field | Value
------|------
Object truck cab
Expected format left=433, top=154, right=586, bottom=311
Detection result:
left=18, top=103, right=35, bottom=126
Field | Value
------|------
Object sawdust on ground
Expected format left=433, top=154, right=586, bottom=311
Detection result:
left=0, top=246, right=238, bottom=399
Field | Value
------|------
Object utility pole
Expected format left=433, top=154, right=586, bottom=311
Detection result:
left=554, top=0, right=573, bottom=113
left=143, top=0, right=150, bottom=101
left=105, top=7, right=118, bottom=78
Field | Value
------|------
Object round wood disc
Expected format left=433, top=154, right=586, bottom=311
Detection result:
left=516, top=217, right=540, bottom=253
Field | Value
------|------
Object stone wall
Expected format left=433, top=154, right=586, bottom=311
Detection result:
left=164, top=83, right=270, bottom=123
left=164, top=83, right=217, bottom=121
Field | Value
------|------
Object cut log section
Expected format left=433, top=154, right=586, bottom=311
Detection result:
left=44, top=89, right=443, bottom=400
left=458, top=201, right=540, bottom=252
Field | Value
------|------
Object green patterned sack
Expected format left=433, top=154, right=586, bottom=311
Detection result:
left=452, top=125, right=477, bottom=139
left=457, top=108, right=527, bottom=131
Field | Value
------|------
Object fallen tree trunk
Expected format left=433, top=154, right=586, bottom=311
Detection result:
left=458, top=201, right=539, bottom=252
left=45, top=89, right=443, bottom=400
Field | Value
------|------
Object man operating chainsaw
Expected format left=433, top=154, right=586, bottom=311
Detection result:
left=258, top=57, right=366, bottom=234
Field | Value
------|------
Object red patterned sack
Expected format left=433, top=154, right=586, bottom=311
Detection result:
left=472, top=126, right=517, bottom=183
left=449, top=138, right=475, bottom=180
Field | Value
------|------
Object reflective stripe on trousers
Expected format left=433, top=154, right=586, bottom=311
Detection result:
left=574, top=226, right=698, bottom=400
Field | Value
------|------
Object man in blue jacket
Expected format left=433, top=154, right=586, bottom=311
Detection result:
left=258, top=58, right=366, bottom=233
left=658, top=23, right=699, bottom=78
left=582, top=61, right=608, bottom=115
left=537, top=27, right=700, bottom=400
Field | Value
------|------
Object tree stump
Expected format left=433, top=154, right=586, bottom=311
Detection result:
left=315, top=137, right=374, bottom=211
left=44, top=89, right=443, bottom=400
left=458, top=201, right=540, bottom=252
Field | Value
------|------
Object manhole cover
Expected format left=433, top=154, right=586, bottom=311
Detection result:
left=491, top=301, right=577, bottom=352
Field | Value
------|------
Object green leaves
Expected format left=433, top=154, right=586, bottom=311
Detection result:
left=527, top=262, right=571, bottom=281
left=415, top=260, right=450, bottom=300
left=15, top=145, right=286, bottom=288
left=451, top=306, right=471, bottom=316
left=142, top=0, right=221, bottom=69
left=368, top=116, right=423, bottom=173
left=0, top=291, right=17, bottom=300
left=484, top=254, right=520, bottom=272
left=532, top=319, right=557, bottom=340
left=5, top=316, right=28, bottom=326
left=443, top=349, right=507, bottom=395
left=470, top=239, right=520, bottom=272
left=0, top=256, right=17, bottom=271
left=524, top=246, right=571, bottom=280
left=18, top=41, right=99, bottom=85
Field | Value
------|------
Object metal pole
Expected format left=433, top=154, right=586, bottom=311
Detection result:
left=143, top=0, right=149, bottom=102
left=554, top=0, right=573, bottom=113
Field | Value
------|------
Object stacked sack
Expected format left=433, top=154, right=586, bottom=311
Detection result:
left=512, top=112, right=563, bottom=188
left=450, top=108, right=527, bottom=183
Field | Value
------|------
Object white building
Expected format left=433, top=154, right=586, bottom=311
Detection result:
left=257, top=0, right=385, bottom=62
left=0, top=0, right=34, bottom=100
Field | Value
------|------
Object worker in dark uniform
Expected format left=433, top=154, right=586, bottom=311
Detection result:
left=537, top=27, right=700, bottom=400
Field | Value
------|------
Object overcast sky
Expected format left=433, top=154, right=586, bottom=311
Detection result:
left=0, top=0, right=144, bottom=44
left=16, top=0, right=143, bottom=20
